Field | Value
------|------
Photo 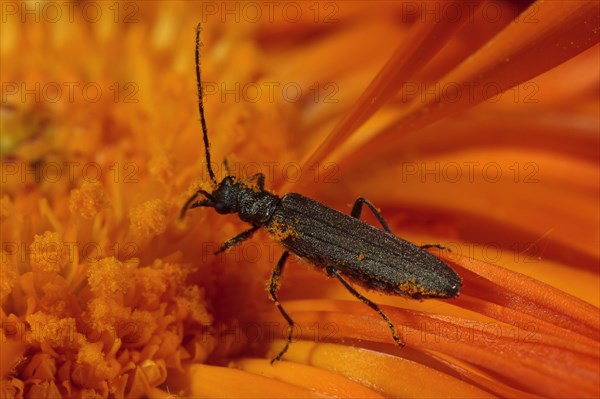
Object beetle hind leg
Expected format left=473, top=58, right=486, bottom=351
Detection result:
left=350, top=197, right=392, bottom=233
left=420, top=244, right=451, bottom=252
left=327, top=266, right=404, bottom=348
left=268, top=251, right=295, bottom=364
left=351, top=199, right=450, bottom=253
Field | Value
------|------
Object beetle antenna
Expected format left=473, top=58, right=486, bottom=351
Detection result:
left=195, top=23, right=217, bottom=184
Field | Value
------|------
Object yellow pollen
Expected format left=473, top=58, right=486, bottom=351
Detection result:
left=129, top=199, right=168, bottom=239
left=29, top=231, right=67, bottom=273
left=69, top=181, right=109, bottom=219
left=0, top=195, right=11, bottom=220
left=397, top=278, right=440, bottom=297
left=149, top=152, right=174, bottom=186
left=87, top=257, right=129, bottom=297
left=267, top=219, right=299, bottom=241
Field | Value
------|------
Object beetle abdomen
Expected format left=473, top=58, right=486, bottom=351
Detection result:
left=266, top=193, right=461, bottom=299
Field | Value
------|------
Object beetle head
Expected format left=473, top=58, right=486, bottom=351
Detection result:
left=180, top=176, right=240, bottom=220
left=209, top=176, right=239, bottom=214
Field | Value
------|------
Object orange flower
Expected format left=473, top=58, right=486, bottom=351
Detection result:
left=1, top=1, right=598, bottom=398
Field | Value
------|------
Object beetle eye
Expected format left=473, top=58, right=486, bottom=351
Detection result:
left=214, top=202, right=229, bottom=214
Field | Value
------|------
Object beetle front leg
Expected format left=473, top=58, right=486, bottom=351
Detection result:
left=215, top=226, right=259, bottom=254
left=244, top=172, right=265, bottom=190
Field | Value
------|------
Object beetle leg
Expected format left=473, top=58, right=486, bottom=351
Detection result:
left=244, top=173, right=266, bottom=190
left=268, top=251, right=294, bottom=364
left=350, top=197, right=392, bottom=233
left=215, top=225, right=260, bottom=254
left=326, top=266, right=404, bottom=348
left=351, top=199, right=450, bottom=253
left=420, top=244, right=450, bottom=251
left=223, top=158, right=231, bottom=176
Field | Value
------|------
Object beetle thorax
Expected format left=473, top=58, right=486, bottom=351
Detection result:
left=210, top=176, right=279, bottom=226
left=236, top=188, right=280, bottom=225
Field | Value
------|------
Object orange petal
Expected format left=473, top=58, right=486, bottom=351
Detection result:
left=270, top=339, right=495, bottom=398
left=445, top=253, right=600, bottom=340
left=355, top=0, right=600, bottom=162
left=290, top=0, right=485, bottom=191
left=231, top=358, right=384, bottom=398
left=169, top=363, right=329, bottom=398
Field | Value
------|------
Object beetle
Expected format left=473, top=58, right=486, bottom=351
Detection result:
left=181, top=23, right=462, bottom=364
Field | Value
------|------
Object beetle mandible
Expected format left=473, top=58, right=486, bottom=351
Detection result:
left=181, top=23, right=462, bottom=364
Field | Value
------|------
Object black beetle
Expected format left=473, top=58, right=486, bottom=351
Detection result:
left=181, top=23, right=462, bottom=364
